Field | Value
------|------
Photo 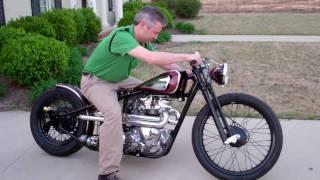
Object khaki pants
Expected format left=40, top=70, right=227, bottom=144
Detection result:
left=80, top=75, right=141, bottom=175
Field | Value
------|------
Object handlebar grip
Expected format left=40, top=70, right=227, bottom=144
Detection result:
left=190, top=60, right=197, bottom=66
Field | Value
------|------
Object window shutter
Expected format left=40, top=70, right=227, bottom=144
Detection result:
left=31, top=0, right=40, bottom=16
left=0, top=0, right=5, bottom=25
left=55, top=0, right=62, bottom=9
left=82, top=0, right=87, bottom=8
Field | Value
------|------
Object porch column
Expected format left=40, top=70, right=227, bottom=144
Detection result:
left=114, top=0, right=123, bottom=23
left=99, top=0, right=110, bottom=27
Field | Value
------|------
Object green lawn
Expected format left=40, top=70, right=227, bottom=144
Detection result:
left=134, top=41, right=320, bottom=120
left=180, top=13, right=320, bottom=35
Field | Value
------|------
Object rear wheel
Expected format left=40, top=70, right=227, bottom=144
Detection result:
left=30, top=87, right=87, bottom=156
left=192, top=93, right=283, bottom=179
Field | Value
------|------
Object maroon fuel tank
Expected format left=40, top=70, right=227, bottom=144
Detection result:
left=133, top=70, right=181, bottom=95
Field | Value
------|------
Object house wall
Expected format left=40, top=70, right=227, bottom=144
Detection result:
left=0, top=0, right=122, bottom=28
left=3, top=0, right=32, bottom=22
left=62, top=0, right=82, bottom=9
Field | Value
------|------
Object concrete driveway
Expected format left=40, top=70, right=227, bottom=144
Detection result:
left=0, top=111, right=319, bottom=180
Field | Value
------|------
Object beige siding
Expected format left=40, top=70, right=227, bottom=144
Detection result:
left=96, top=0, right=108, bottom=26
left=3, top=0, right=32, bottom=22
left=61, top=0, right=70, bottom=8
left=62, top=0, right=82, bottom=9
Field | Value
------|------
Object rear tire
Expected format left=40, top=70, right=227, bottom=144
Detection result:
left=30, top=87, right=87, bottom=156
left=192, top=93, right=283, bottom=179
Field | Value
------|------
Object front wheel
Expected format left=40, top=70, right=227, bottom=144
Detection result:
left=192, top=93, right=283, bottom=180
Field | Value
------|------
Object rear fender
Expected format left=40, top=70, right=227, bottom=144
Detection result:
left=56, top=84, right=90, bottom=106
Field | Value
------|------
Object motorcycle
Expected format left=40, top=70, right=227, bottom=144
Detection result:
left=30, top=58, right=283, bottom=179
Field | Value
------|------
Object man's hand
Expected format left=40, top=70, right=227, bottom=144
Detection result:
left=190, top=51, right=202, bottom=65
left=186, top=69, right=193, bottom=75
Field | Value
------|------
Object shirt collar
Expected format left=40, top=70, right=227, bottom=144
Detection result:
left=128, top=24, right=135, bottom=39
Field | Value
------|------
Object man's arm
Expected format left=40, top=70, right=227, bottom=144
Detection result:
left=160, top=63, right=184, bottom=71
left=159, top=63, right=193, bottom=75
left=128, top=45, right=201, bottom=66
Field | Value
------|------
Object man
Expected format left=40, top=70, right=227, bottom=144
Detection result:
left=81, top=6, right=201, bottom=180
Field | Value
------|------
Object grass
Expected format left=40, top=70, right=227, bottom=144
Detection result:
left=181, top=13, right=320, bottom=35
left=138, top=41, right=320, bottom=120
left=278, top=112, right=319, bottom=120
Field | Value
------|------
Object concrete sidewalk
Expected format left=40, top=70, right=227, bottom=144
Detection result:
left=0, top=111, right=320, bottom=180
left=171, top=35, right=320, bottom=42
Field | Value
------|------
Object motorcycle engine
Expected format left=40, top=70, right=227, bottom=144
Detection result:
left=123, top=95, right=179, bottom=155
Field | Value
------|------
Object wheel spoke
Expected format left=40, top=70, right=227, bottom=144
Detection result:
left=243, top=144, right=255, bottom=169
left=204, top=127, right=218, bottom=136
left=248, top=138, right=270, bottom=154
left=204, top=137, right=220, bottom=146
left=226, top=148, right=241, bottom=171
left=208, top=145, right=232, bottom=160
left=39, top=98, right=80, bottom=145
left=217, top=145, right=228, bottom=165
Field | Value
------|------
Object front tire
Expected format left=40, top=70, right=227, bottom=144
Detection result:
left=192, top=93, right=283, bottom=179
left=30, top=87, right=87, bottom=156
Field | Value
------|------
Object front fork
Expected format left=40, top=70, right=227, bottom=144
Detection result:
left=200, top=86, right=231, bottom=142
left=193, top=69, right=234, bottom=144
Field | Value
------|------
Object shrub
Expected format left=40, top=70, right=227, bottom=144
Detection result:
left=29, top=78, right=57, bottom=103
left=78, top=46, right=88, bottom=56
left=120, top=3, right=173, bottom=28
left=41, top=9, right=78, bottom=45
left=117, top=11, right=136, bottom=27
left=119, top=1, right=144, bottom=27
left=150, top=0, right=168, bottom=8
left=80, top=8, right=102, bottom=43
left=60, top=47, right=84, bottom=85
left=157, top=6, right=173, bottom=28
left=0, top=81, right=5, bottom=98
left=174, top=0, right=201, bottom=18
left=0, top=35, right=69, bottom=86
left=123, top=1, right=144, bottom=12
left=175, top=22, right=195, bottom=33
left=155, top=30, right=171, bottom=44
left=0, top=27, right=28, bottom=52
left=7, top=16, right=56, bottom=38
left=61, top=9, right=87, bottom=44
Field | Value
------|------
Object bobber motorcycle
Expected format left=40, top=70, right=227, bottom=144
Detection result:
left=30, top=58, right=283, bottom=179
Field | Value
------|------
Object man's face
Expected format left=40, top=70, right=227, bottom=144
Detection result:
left=142, top=21, right=163, bottom=42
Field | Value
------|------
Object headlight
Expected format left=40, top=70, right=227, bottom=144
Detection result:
left=209, top=63, right=228, bottom=85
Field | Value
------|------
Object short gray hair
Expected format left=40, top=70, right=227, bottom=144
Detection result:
left=133, top=6, right=167, bottom=27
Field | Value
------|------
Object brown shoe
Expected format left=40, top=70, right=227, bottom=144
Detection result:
left=98, top=172, right=123, bottom=180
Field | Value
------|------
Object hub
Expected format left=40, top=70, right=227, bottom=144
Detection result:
left=50, top=107, right=77, bottom=133
left=229, top=126, right=248, bottom=147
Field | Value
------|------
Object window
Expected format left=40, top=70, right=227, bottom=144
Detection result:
left=40, top=0, right=55, bottom=12
left=31, top=0, right=61, bottom=16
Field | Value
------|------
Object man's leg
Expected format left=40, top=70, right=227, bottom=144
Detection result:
left=81, top=75, right=123, bottom=175
left=116, top=76, right=142, bottom=89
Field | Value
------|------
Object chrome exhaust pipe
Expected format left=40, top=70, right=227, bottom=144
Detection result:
left=78, top=112, right=173, bottom=128
left=124, top=112, right=169, bottom=128
left=78, top=115, right=104, bottom=122
left=127, top=114, right=161, bottom=122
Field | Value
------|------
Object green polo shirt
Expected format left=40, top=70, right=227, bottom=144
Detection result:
left=83, top=24, right=155, bottom=82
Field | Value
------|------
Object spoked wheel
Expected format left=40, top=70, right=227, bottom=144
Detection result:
left=192, top=93, right=283, bottom=180
left=30, top=87, right=87, bottom=156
